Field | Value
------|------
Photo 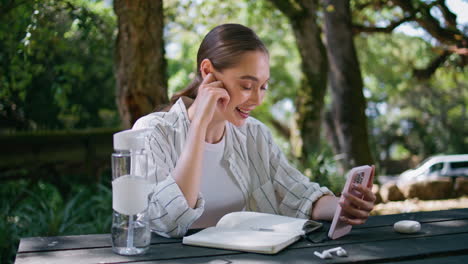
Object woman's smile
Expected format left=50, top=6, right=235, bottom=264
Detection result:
left=235, top=106, right=252, bottom=119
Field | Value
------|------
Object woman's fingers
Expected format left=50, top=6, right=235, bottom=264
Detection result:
left=215, top=88, right=230, bottom=111
left=342, top=192, right=373, bottom=211
left=191, top=71, right=231, bottom=124
left=338, top=184, right=377, bottom=226
left=199, top=74, right=229, bottom=109
left=204, top=80, right=224, bottom=88
left=353, top=184, right=377, bottom=202
left=339, top=199, right=370, bottom=219
left=339, top=215, right=366, bottom=226
left=200, top=72, right=216, bottom=87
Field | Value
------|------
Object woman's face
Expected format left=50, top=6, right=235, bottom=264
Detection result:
left=212, top=51, right=270, bottom=127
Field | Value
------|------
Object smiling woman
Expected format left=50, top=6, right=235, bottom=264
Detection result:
left=132, top=24, right=376, bottom=238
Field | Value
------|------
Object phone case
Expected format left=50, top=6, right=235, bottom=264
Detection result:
left=328, top=165, right=375, bottom=240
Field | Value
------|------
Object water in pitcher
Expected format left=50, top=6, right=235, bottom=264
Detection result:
left=111, top=209, right=151, bottom=255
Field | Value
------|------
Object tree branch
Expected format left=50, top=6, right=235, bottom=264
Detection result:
left=352, top=15, right=413, bottom=34
left=392, top=0, right=466, bottom=46
left=436, top=0, right=458, bottom=28
left=267, top=0, right=302, bottom=19
left=270, top=117, right=291, bottom=139
left=254, top=109, right=291, bottom=139
left=352, top=0, right=388, bottom=11
left=448, top=46, right=468, bottom=56
left=413, top=50, right=451, bottom=80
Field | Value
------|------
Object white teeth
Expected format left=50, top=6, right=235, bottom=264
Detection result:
left=237, top=108, right=250, bottom=114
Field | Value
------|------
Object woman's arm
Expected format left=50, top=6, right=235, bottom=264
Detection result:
left=171, top=122, right=206, bottom=208
left=134, top=118, right=206, bottom=238
left=310, top=195, right=338, bottom=221
left=172, top=72, right=230, bottom=208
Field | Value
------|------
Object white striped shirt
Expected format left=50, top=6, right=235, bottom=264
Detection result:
left=133, top=97, right=333, bottom=238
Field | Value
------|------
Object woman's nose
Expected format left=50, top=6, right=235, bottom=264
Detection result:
left=249, top=89, right=263, bottom=106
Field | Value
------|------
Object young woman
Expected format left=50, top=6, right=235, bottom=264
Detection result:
left=133, top=24, right=376, bottom=238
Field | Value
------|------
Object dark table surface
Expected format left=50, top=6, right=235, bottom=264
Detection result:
left=14, top=208, right=468, bottom=264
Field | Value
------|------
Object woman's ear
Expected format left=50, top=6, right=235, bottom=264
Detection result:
left=200, top=59, right=213, bottom=78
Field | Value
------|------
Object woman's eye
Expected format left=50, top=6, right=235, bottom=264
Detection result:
left=242, top=86, right=252, bottom=90
left=261, top=84, right=269, bottom=90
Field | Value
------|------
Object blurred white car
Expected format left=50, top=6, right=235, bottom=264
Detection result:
left=397, top=154, right=468, bottom=185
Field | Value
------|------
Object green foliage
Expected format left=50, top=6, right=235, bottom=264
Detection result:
left=298, top=143, right=345, bottom=194
left=0, top=0, right=118, bottom=131
left=351, top=0, right=405, bottom=26
left=356, top=33, right=468, bottom=162
left=1, top=179, right=112, bottom=264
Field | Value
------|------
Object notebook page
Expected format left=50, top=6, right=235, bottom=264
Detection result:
left=216, top=211, right=308, bottom=235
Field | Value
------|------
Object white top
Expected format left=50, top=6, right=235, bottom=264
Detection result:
left=132, top=97, right=333, bottom=238
left=190, top=137, right=244, bottom=229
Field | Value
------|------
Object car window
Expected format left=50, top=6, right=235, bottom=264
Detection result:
left=449, top=161, right=468, bottom=169
left=415, top=157, right=433, bottom=169
left=429, top=163, right=443, bottom=173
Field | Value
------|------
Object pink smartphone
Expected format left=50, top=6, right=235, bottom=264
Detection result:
left=328, top=165, right=375, bottom=240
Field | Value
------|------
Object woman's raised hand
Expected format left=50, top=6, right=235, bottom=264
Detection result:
left=191, top=73, right=230, bottom=128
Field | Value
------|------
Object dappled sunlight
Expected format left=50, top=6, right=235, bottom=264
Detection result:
left=426, top=220, right=468, bottom=228
left=371, top=196, right=468, bottom=215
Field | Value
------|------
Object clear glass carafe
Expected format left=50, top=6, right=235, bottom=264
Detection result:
left=111, top=130, right=152, bottom=255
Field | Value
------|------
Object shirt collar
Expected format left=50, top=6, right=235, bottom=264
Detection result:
left=170, top=97, right=192, bottom=119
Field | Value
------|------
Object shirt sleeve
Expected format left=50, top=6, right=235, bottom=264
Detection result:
left=133, top=117, right=205, bottom=238
left=262, top=125, right=334, bottom=219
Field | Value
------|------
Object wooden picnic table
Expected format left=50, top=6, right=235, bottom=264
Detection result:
left=15, top=208, right=468, bottom=263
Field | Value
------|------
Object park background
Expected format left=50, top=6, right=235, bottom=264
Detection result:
left=1, top=0, right=467, bottom=263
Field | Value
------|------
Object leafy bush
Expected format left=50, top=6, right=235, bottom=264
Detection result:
left=0, top=0, right=118, bottom=131
left=1, top=178, right=112, bottom=264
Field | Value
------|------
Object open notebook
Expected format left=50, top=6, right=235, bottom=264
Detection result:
left=182, top=211, right=322, bottom=254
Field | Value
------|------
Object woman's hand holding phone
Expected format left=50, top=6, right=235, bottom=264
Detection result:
left=191, top=73, right=230, bottom=129
left=339, top=184, right=376, bottom=225
left=328, top=165, right=376, bottom=240
left=338, top=166, right=376, bottom=226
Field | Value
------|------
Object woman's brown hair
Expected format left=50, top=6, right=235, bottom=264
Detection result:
left=169, top=24, right=268, bottom=105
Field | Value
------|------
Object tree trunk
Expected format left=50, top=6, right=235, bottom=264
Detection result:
left=323, top=0, right=373, bottom=169
left=114, top=0, right=168, bottom=128
left=269, top=0, right=328, bottom=162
